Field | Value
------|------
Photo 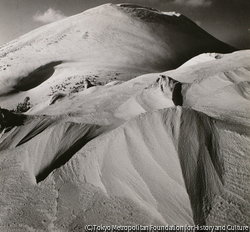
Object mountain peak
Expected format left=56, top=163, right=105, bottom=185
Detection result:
left=117, top=3, right=180, bottom=15
left=0, top=3, right=235, bottom=108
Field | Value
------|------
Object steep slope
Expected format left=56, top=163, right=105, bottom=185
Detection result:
left=1, top=106, right=249, bottom=230
left=0, top=3, right=235, bottom=109
left=0, top=109, right=193, bottom=229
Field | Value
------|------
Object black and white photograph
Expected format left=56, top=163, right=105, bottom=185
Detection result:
left=0, top=0, right=249, bottom=231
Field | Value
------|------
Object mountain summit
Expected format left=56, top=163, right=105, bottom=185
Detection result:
left=0, top=3, right=235, bottom=108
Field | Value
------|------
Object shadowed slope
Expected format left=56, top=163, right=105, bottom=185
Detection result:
left=0, top=116, right=106, bottom=184
left=119, top=4, right=235, bottom=65
left=11, top=61, right=62, bottom=93
left=176, top=109, right=223, bottom=224
left=35, top=123, right=105, bottom=183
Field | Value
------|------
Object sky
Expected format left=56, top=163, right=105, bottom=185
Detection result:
left=0, top=0, right=249, bottom=49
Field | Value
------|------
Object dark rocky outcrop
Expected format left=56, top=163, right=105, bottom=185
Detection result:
left=0, top=107, right=26, bottom=131
left=158, top=75, right=183, bottom=106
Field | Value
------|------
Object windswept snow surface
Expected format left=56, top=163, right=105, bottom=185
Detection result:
left=0, top=3, right=249, bottom=230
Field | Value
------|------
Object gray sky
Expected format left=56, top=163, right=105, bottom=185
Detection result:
left=0, top=0, right=249, bottom=49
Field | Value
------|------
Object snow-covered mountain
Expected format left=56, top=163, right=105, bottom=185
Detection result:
left=0, top=3, right=235, bottom=109
left=0, top=3, right=249, bottom=230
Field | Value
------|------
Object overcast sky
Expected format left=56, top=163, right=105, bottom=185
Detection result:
left=0, top=0, right=249, bottom=49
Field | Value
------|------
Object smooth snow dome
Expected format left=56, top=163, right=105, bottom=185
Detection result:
left=0, top=3, right=249, bottom=231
